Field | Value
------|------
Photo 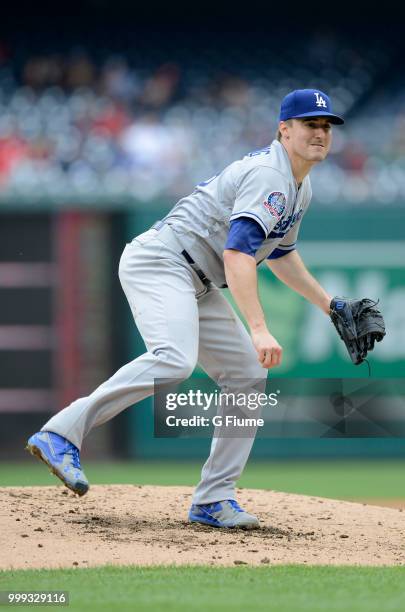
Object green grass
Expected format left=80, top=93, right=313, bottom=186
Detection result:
left=3, top=464, right=405, bottom=611
left=1, top=565, right=405, bottom=612
left=1, top=460, right=404, bottom=500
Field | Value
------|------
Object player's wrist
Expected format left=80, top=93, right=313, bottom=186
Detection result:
left=249, top=321, right=268, bottom=333
left=319, top=294, right=333, bottom=315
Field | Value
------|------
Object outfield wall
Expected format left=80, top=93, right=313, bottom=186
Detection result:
left=0, top=202, right=403, bottom=458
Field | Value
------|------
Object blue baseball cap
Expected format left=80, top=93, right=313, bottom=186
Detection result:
left=279, top=89, right=344, bottom=125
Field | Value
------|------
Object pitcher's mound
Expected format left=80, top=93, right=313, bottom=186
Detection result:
left=2, top=484, right=405, bottom=569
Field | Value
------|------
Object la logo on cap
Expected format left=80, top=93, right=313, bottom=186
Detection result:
left=314, top=92, right=327, bottom=108
left=279, top=88, right=344, bottom=124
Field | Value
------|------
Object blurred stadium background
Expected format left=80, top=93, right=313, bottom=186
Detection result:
left=0, top=2, right=404, bottom=479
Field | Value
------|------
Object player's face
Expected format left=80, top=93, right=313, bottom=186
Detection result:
left=286, top=117, right=332, bottom=162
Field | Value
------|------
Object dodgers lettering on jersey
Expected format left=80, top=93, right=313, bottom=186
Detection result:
left=162, top=140, right=312, bottom=287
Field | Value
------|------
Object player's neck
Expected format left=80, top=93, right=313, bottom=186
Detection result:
left=281, top=141, right=316, bottom=184
left=288, top=152, right=315, bottom=185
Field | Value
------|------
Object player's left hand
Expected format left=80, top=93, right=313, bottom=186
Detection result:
left=329, top=296, right=386, bottom=365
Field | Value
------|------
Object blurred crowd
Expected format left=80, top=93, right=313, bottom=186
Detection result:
left=0, top=37, right=403, bottom=205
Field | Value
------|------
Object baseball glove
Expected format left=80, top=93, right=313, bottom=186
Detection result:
left=330, top=297, right=386, bottom=365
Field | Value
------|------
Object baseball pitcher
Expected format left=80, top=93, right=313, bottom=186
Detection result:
left=26, top=89, right=385, bottom=529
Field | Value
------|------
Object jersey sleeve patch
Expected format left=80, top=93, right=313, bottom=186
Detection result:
left=263, top=192, right=286, bottom=220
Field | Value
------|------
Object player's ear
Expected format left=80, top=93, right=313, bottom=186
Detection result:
left=279, top=121, right=290, bottom=141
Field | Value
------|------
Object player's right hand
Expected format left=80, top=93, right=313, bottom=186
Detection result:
left=251, top=328, right=283, bottom=369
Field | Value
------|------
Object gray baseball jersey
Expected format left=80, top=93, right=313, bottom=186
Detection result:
left=162, top=139, right=312, bottom=286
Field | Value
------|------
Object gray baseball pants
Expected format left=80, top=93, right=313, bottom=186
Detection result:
left=42, top=224, right=267, bottom=504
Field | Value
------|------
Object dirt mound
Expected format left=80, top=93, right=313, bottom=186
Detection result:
left=2, top=484, right=405, bottom=569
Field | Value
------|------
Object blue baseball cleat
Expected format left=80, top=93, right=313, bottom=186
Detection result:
left=25, top=431, right=89, bottom=496
left=189, top=499, right=260, bottom=529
